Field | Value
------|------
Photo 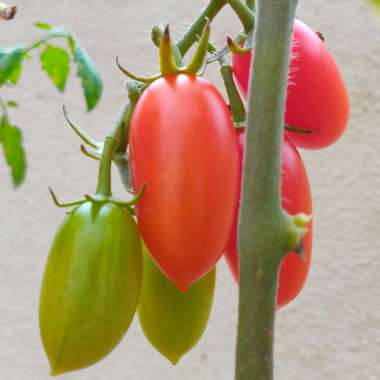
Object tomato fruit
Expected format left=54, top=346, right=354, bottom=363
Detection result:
left=130, top=73, right=239, bottom=291
left=225, top=129, right=313, bottom=307
left=138, top=245, right=215, bottom=364
left=232, top=19, right=349, bottom=150
left=39, top=201, right=142, bottom=375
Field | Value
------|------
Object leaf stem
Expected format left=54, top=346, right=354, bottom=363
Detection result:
left=0, top=97, right=9, bottom=120
left=27, top=27, right=69, bottom=52
left=235, top=0, right=299, bottom=379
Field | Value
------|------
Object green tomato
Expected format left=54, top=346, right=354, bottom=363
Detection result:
left=39, top=201, right=142, bottom=375
left=138, top=246, right=215, bottom=364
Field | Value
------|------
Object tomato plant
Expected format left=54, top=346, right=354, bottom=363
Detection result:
left=39, top=201, right=142, bottom=375
left=2, top=0, right=346, bottom=377
left=232, top=19, right=349, bottom=150
left=225, top=129, right=313, bottom=307
left=138, top=245, right=215, bottom=364
left=130, top=73, right=239, bottom=292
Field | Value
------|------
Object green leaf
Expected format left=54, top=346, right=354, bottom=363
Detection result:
left=0, top=116, right=27, bottom=187
left=69, top=37, right=102, bottom=111
left=6, top=100, right=18, bottom=108
left=35, top=22, right=52, bottom=30
left=40, top=45, right=70, bottom=92
left=0, top=45, right=26, bottom=86
left=7, top=62, right=23, bottom=85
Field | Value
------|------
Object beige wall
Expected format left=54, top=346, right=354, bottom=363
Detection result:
left=1, top=1, right=380, bottom=379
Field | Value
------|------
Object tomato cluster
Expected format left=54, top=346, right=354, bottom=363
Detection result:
left=39, top=17, right=349, bottom=376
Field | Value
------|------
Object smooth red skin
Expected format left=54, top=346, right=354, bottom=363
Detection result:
left=232, top=19, right=350, bottom=150
left=225, top=129, right=313, bottom=308
left=130, top=74, right=239, bottom=292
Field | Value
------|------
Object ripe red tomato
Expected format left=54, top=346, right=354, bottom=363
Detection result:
left=232, top=19, right=349, bottom=150
left=225, top=129, right=313, bottom=308
left=130, top=74, right=239, bottom=292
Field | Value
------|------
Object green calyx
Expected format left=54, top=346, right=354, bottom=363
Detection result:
left=48, top=185, right=145, bottom=216
left=116, top=20, right=211, bottom=84
left=284, top=212, right=312, bottom=255
left=227, top=36, right=251, bottom=54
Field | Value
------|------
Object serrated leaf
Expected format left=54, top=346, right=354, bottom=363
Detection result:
left=70, top=37, right=102, bottom=111
left=40, top=45, right=70, bottom=92
left=0, top=116, right=27, bottom=187
left=0, top=45, right=26, bottom=86
left=6, top=100, right=18, bottom=108
left=35, top=22, right=52, bottom=30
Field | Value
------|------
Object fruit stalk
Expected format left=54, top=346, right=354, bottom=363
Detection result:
left=95, top=136, right=116, bottom=197
left=235, top=0, right=299, bottom=379
left=176, top=0, right=226, bottom=56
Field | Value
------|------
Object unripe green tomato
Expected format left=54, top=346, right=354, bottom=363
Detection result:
left=39, top=201, right=142, bottom=376
left=138, top=246, right=215, bottom=365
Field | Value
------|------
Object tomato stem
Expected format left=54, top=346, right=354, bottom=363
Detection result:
left=113, top=80, right=141, bottom=155
left=219, top=60, right=246, bottom=124
left=226, top=0, right=255, bottom=33
left=235, top=0, right=299, bottom=379
left=176, top=0, right=226, bottom=56
left=96, top=136, right=116, bottom=197
left=245, top=0, right=255, bottom=11
left=111, top=81, right=142, bottom=193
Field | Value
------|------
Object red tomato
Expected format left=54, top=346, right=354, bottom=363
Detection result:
left=130, top=74, right=239, bottom=292
left=232, top=19, right=349, bottom=150
left=225, top=129, right=313, bottom=308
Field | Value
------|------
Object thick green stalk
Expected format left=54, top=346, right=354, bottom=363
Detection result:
left=176, top=0, right=226, bottom=56
left=235, top=0, right=299, bottom=379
